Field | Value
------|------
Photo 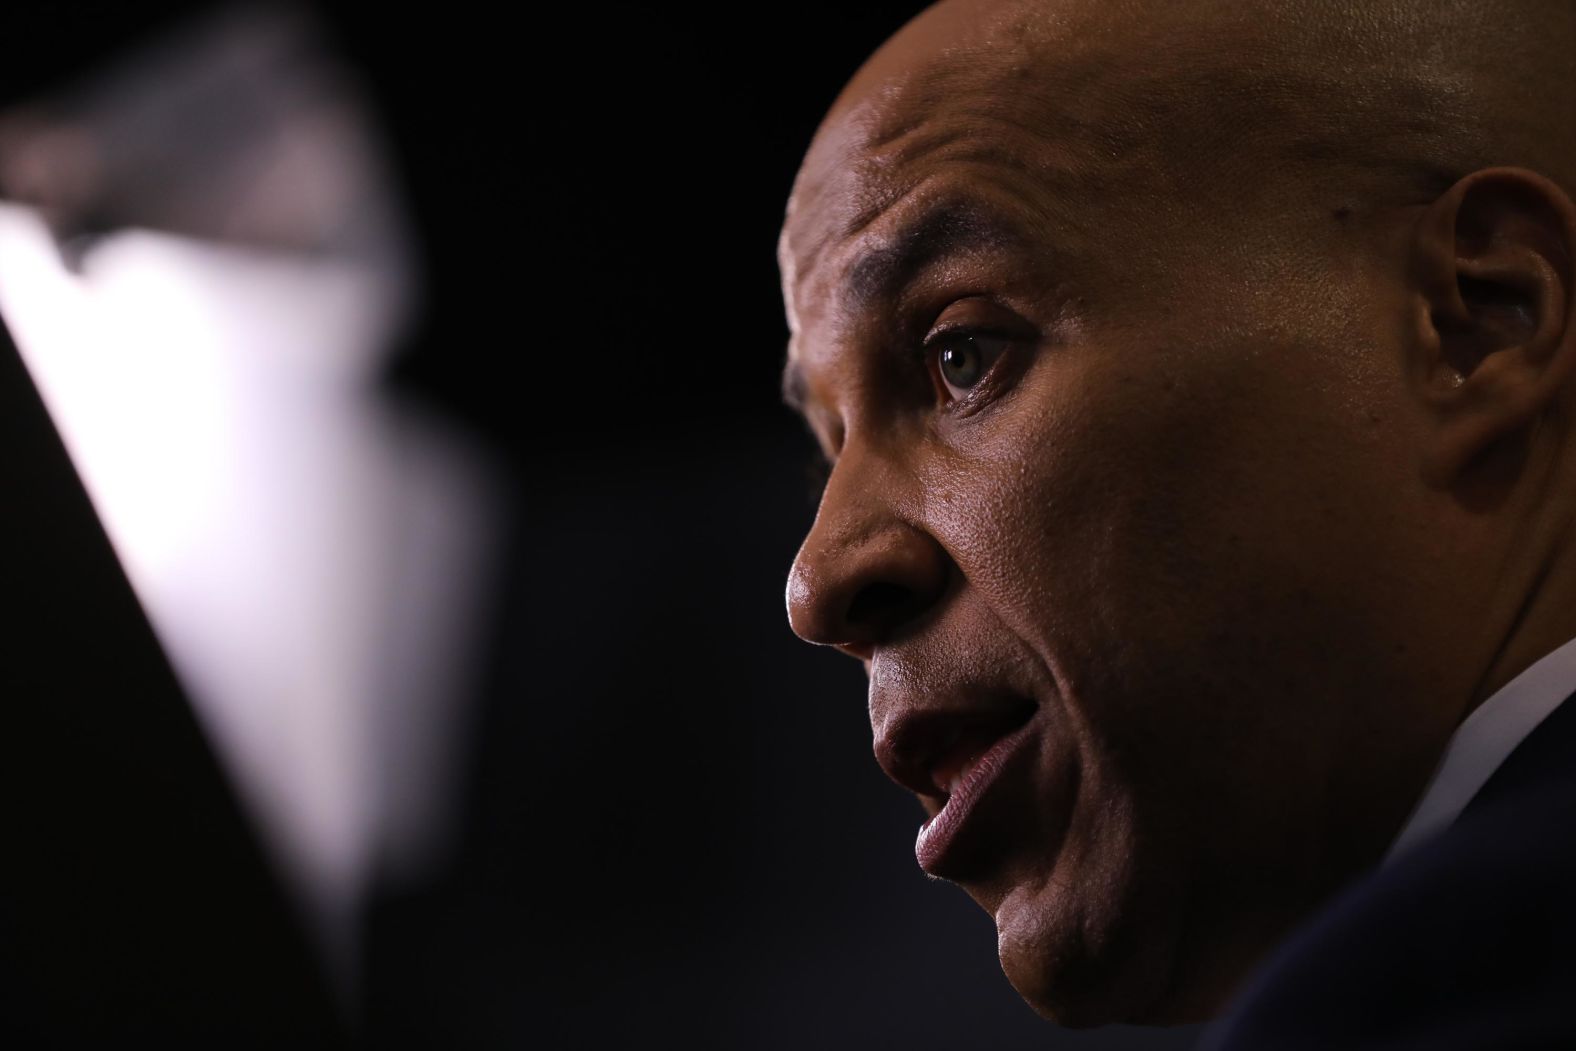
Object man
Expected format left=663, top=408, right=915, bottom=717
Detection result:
left=779, top=0, right=1576, bottom=1043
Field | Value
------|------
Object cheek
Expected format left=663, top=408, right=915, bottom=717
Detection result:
left=909, top=343, right=1376, bottom=1013
left=919, top=336, right=1406, bottom=817
left=922, top=354, right=1230, bottom=682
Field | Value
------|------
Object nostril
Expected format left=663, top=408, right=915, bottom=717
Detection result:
left=788, top=513, right=950, bottom=650
left=845, top=580, right=917, bottom=635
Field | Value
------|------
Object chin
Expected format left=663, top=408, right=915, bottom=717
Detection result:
left=988, top=876, right=1204, bottom=1029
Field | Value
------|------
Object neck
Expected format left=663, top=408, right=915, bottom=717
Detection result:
left=1469, top=476, right=1576, bottom=720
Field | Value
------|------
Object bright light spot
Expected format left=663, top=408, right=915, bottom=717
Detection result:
left=0, top=204, right=494, bottom=975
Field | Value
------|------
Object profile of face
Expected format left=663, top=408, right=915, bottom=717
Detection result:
left=781, top=0, right=1576, bottom=1028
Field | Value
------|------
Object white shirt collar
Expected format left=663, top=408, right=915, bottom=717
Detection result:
left=1384, top=633, right=1576, bottom=865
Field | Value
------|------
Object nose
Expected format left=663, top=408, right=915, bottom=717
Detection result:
left=785, top=454, right=949, bottom=660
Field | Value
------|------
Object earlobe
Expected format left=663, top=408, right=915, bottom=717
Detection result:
left=1410, top=167, right=1576, bottom=489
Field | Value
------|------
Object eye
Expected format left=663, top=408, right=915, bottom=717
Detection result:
left=929, top=332, right=1011, bottom=402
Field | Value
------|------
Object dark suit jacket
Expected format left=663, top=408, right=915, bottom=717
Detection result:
left=1206, top=692, right=1576, bottom=1050
left=0, top=319, right=349, bottom=1048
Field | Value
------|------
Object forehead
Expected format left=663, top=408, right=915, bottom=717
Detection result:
left=783, top=55, right=1092, bottom=293
left=775, top=0, right=1361, bottom=434
left=779, top=2, right=1355, bottom=341
left=778, top=35, right=1174, bottom=404
left=777, top=1, right=1246, bottom=315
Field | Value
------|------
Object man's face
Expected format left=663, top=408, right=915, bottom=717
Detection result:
left=780, top=0, right=1475, bottom=1026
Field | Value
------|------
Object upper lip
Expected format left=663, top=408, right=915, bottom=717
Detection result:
left=873, top=692, right=1037, bottom=808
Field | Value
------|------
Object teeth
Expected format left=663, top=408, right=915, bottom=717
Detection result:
left=941, top=751, right=984, bottom=797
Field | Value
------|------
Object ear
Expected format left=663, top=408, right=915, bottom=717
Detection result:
left=1410, top=167, right=1576, bottom=488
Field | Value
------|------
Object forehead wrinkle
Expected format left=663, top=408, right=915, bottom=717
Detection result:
left=784, top=65, right=1101, bottom=314
left=779, top=24, right=1180, bottom=430
left=789, top=161, right=1062, bottom=353
left=782, top=176, right=1054, bottom=441
left=827, top=69, right=1199, bottom=258
left=842, top=191, right=1036, bottom=314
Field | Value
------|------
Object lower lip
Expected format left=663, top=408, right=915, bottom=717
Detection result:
left=915, top=719, right=1036, bottom=875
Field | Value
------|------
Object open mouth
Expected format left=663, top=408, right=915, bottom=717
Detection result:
left=917, top=698, right=1036, bottom=797
left=909, top=700, right=1038, bottom=875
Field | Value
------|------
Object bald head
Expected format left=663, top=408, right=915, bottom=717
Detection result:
left=786, top=0, right=1576, bottom=302
left=782, top=0, right=1576, bottom=1029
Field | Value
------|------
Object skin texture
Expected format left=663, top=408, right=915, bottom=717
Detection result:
left=780, top=0, right=1576, bottom=1027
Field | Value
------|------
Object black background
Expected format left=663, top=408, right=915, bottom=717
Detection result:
left=1, top=3, right=1200, bottom=1047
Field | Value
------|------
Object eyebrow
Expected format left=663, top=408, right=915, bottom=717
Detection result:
left=780, top=199, right=1032, bottom=417
left=846, top=201, right=1028, bottom=311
